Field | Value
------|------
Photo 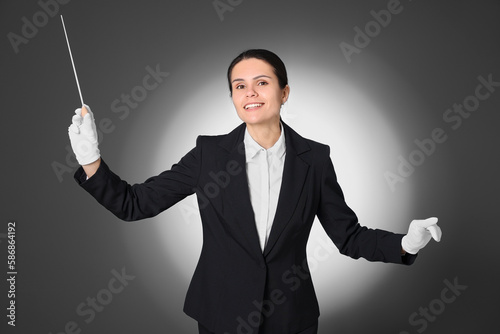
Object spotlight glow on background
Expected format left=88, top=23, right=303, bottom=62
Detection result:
left=2, top=0, right=497, bottom=332
left=120, top=55, right=421, bottom=320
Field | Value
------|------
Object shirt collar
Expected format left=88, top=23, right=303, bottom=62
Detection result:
left=244, top=123, right=286, bottom=161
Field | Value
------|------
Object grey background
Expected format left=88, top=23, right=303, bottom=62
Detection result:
left=1, top=0, right=499, bottom=333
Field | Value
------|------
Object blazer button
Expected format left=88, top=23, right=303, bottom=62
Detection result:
left=260, top=263, right=266, bottom=270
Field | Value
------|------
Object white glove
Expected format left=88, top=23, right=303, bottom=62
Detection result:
left=68, top=104, right=100, bottom=165
left=401, top=217, right=442, bottom=254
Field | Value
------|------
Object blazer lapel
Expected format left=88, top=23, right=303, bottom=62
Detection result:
left=216, top=121, right=312, bottom=260
left=263, top=121, right=311, bottom=257
left=218, top=123, right=265, bottom=262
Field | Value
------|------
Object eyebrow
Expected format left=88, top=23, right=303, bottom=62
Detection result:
left=231, top=75, right=272, bottom=83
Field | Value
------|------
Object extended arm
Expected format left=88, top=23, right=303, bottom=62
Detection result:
left=68, top=105, right=200, bottom=221
left=317, top=150, right=441, bottom=265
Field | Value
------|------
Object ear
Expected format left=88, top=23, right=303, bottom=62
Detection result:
left=281, top=85, right=290, bottom=104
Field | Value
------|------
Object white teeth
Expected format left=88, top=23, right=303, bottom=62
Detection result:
left=245, top=103, right=263, bottom=109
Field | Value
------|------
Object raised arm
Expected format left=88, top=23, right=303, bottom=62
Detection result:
left=67, top=105, right=200, bottom=221
left=82, top=158, right=101, bottom=178
left=68, top=105, right=101, bottom=178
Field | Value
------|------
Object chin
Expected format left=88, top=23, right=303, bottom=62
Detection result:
left=241, top=117, right=266, bottom=125
left=238, top=113, right=279, bottom=126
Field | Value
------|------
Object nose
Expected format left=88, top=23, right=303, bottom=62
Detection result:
left=245, top=85, right=257, bottom=97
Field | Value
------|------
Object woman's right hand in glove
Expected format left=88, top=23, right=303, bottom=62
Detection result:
left=68, top=104, right=101, bottom=178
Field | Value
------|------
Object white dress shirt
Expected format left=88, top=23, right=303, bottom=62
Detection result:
left=244, top=124, right=286, bottom=252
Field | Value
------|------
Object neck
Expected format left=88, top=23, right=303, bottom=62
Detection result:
left=246, top=118, right=281, bottom=149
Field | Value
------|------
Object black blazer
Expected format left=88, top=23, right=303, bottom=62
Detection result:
left=75, top=121, right=416, bottom=334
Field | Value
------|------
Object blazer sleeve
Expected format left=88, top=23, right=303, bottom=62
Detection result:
left=73, top=137, right=202, bottom=222
left=316, top=146, right=417, bottom=265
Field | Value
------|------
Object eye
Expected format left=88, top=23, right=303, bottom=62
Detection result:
left=235, top=84, right=245, bottom=90
left=257, top=81, right=268, bottom=86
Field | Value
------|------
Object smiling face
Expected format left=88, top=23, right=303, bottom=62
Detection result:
left=230, top=58, right=290, bottom=128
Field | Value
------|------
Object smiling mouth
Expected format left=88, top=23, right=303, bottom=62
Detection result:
left=244, top=103, right=264, bottom=110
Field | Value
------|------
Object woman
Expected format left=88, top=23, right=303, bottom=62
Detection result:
left=68, top=49, right=441, bottom=334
